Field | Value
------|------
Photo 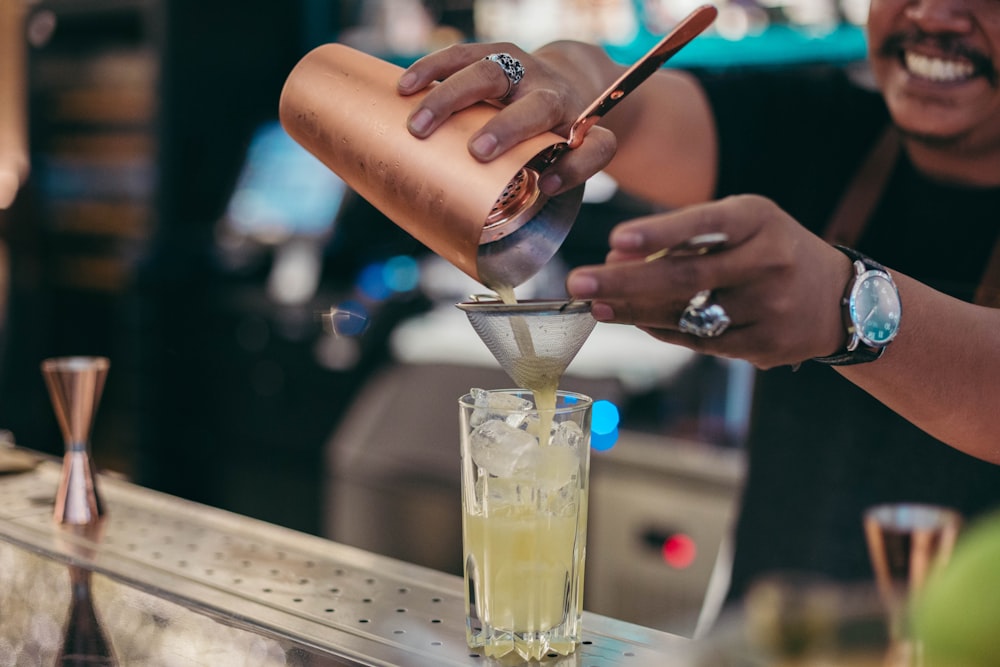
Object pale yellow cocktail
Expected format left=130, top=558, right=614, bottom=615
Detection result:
left=460, top=389, right=591, bottom=661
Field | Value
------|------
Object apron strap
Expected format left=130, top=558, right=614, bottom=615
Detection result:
left=974, top=247, right=1000, bottom=308
left=822, top=125, right=1000, bottom=308
left=823, top=125, right=901, bottom=247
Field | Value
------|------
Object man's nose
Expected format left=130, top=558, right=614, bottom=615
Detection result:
left=904, top=0, right=973, bottom=33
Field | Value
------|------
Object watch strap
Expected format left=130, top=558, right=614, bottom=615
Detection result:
left=834, top=245, right=887, bottom=271
left=812, top=344, right=884, bottom=366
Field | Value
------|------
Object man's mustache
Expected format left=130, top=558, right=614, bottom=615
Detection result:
left=878, top=31, right=997, bottom=84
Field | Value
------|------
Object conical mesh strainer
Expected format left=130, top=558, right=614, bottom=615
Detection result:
left=456, top=299, right=597, bottom=389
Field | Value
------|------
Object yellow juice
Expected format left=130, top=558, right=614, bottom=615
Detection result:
left=464, top=496, right=587, bottom=659
left=465, top=506, right=576, bottom=630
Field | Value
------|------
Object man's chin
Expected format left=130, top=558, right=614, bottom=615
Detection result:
left=896, top=126, right=967, bottom=149
left=888, top=112, right=978, bottom=149
left=885, top=98, right=973, bottom=147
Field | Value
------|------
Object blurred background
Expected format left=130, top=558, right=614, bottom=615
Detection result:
left=0, top=0, right=869, bottom=637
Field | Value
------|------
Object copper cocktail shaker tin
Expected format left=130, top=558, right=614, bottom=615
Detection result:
left=279, top=44, right=582, bottom=290
left=278, top=5, right=717, bottom=290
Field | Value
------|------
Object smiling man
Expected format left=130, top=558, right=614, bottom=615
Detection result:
left=870, top=0, right=1000, bottom=182
left=398, top=0, right=1000, bottom=600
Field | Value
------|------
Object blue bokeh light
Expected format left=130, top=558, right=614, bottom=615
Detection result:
left=383, top=255, right=420, bottom=292
left=591, top=428, right=619, bottom=452
left=357, top=255, right=420, bottom=301
left=326, top=299, right=369, bottom=336
left=590, top=400, right=621, bottom=451
left=357, top=262, right=393, bottom=301
left=592, top=400, right=620, bottom=435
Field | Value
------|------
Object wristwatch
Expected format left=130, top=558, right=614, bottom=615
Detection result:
left=812, top=245, right=902, bottom=366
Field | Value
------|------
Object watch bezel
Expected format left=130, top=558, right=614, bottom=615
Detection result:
left=812, top=246, right=901, bottom=366
left=847, top=265, right=901, bottom=350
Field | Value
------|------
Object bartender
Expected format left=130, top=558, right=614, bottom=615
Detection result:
left=395, top=0, right=1000, bottom=600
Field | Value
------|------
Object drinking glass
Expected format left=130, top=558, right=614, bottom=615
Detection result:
left=863, top=502, right=961, bottom=664
left=460, top=389, right=592, bottom=661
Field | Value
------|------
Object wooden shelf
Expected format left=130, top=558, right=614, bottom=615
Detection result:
left=29, top=0, right=160, bottom=295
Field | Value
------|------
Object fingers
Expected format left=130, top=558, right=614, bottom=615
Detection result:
left=537, top=126, right=616, bottom=195
left=601, top=295, right=751, bottom=343
left=565, top=195, right=853, bottom=369
left=567, top=257, right=706, bottom=321
left=397, top=41, right=612, bottom=195
left=398, top=43, right=521, bottom=98
left=399, top=43, right=528, bottom=135
left=607, top=196, right=766, bottom=258
left=565, top=197, right=779, bottom=327
left=463, top=88, right=565, bottom=159
left=404, top=64, right=518, bottom=138
left=462, top=100, right=614, bottom=194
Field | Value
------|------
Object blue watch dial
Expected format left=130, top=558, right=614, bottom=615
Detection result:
left=849, top=271, right=901, bottom=347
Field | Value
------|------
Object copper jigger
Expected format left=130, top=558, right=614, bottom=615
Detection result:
left=278, top=5, right=717, bottom=290
left=42, top=356, right=110, bottom=525
left=53, top=520, right=118, bottom=665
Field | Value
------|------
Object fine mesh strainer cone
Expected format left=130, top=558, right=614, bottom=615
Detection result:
left=456, top=299, right=597, bottom=389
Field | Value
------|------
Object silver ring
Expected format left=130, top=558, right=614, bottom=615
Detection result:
left=483, top=52, right=524, bottom=100
left=678, top=290, right=731, bottom=338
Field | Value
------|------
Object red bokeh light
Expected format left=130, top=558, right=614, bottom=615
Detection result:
left=661, top=533, right=696, bottom=569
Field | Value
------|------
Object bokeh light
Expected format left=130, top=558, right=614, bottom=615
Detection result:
left=357, top=255, right=421, bottom=301
left=591, top=428, right=619, bottom=452
left=323, top=300, right=369, bottom=337
left=382, top=255, right=420, bottom=292
left=357, top=262, right=393, bottom=301
left=590, top=400, right=621, bottom=451
left=592, top=400, right=620, bottom=435
left=662, top=533, right=697, bottom=569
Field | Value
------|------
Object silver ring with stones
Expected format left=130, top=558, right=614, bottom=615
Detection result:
left=483, top=52, right=524, bottom=100
left=678, top=290, right=731, bottom=338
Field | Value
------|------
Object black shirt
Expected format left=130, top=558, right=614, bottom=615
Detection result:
left=698, top=65, right=1000, bottom=600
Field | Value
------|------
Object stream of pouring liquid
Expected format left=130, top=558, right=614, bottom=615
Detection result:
left=493, top=286, right=562, bottom=442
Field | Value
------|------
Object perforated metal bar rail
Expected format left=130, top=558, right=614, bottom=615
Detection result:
left=0, top=460, right=695, bottom=666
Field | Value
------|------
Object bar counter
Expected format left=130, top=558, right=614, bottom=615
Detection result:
left=0, top=455, right=696, bottom=666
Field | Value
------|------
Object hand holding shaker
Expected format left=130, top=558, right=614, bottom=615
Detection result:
left=278, top=43, right=582, bottom=292
left=278, top=5, right=718, bottom=292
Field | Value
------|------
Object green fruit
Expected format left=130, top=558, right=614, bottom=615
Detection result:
left=910, top=510, right=1000, bottom=667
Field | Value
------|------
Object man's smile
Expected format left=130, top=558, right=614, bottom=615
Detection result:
left=880, top=32, right=997, bottom=87
left=904, top=50, right=976, bottom=82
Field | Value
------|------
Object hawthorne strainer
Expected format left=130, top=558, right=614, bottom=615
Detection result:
left=456, top=299, right=597, bottom=388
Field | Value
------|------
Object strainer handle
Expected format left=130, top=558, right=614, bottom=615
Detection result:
left=566, top=4, right=718, bottom=149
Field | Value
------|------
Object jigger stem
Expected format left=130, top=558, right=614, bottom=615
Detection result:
left=41, top=356, right=110, bottom=525
left=54, top=450, right=105, bottom=524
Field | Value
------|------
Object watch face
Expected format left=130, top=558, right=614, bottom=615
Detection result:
left=849, top=270, right=901, bottom=347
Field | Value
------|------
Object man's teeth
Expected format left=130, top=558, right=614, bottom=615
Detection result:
left=904, top=51, right=975, bottom=81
